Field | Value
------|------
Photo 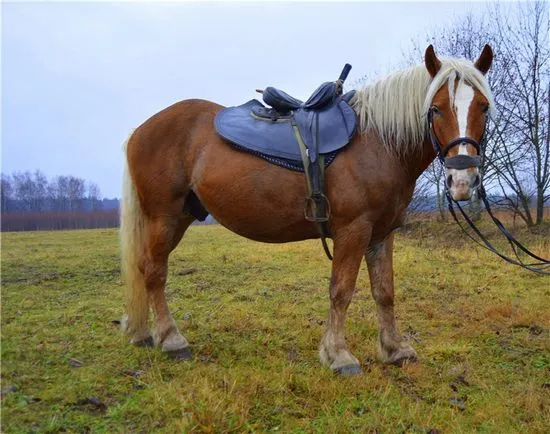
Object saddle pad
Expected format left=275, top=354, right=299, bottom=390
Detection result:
left=214, top=98, right=357, bottom=162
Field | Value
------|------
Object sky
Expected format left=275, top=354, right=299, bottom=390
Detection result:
left=2, top=0, right=493, bottom=198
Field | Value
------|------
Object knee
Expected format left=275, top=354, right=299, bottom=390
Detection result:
left=330, top=287, right=354, bottom=310
left=374, top=291, right=394, bottom=308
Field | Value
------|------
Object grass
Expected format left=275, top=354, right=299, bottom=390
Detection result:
left=1, top=221, right=549, bottom=433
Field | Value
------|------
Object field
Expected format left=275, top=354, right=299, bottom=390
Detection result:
left=2, top=222, right=549, bottom=433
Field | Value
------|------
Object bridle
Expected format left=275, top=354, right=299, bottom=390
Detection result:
left=427, top=106, right=484, bottom=171
left=427, top=106, right=550, bottom=275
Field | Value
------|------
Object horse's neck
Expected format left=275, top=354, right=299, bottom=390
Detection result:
left=404, top=138, right=437, bottom=182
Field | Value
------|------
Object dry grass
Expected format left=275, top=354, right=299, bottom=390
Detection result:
left=1, top=222, right=549, bottom=433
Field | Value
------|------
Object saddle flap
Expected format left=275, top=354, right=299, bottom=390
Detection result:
left=293, top=99, right=357, bottom=153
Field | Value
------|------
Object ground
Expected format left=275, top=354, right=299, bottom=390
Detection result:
left=1, top=222, right=549, bottom=433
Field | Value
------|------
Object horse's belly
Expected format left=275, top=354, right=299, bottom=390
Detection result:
left=193, top=162, right=320, bottom=243
left=202, top=196, right=320, bottom=243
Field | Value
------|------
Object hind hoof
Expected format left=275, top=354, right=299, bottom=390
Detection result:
left=134, top=336, right=154, bottom=348
left=165, top=347, right=192, bottom=361
left=335, top=364, right=363, bottom=376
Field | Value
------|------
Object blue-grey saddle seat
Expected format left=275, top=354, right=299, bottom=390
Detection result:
left=214, top=81, right=357, bottom=172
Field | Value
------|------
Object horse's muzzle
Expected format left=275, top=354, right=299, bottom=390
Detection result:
left=446, top=170, right=480, bottom=201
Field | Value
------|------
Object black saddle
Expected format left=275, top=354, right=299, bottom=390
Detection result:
left=215, top=65, right=356, bottom=164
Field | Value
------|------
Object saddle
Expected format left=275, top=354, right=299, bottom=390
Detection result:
left=214, top=65, right=357, bottom=259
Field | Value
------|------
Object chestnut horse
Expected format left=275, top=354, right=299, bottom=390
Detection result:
left=120, top=45, right=494, bottom=375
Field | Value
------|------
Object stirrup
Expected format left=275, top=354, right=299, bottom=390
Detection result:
left=304, top=194, right=331, bottom=223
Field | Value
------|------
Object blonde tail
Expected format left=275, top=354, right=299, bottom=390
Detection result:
left=120, top=134, right=151, bottom=343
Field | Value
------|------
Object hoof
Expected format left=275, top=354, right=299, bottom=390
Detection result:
left=134, top=336, right=154, bottom=348
left=389, top=355, right=417, bottom=367
left=335, top=364, right=363, bottom=376
left=386, top=348, right=418, bottom=366
left=165, top=346, right=192, bottom=361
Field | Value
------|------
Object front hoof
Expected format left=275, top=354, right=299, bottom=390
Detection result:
left=334, top=364, right=363, bottom=376
left=164, top=346, right=193, bottom=361
left=385, top=346, right=417, bottom=366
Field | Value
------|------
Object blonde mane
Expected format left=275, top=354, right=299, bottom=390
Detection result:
left=351, top=58, right=494, bottom=157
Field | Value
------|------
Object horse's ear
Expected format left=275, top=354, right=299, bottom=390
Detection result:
left=474, top=44, right=493, bottom=75
left=425, top=45, right=442, bottom=78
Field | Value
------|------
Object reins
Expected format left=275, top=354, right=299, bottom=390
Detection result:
left=428, top=108, right=550, bottom=275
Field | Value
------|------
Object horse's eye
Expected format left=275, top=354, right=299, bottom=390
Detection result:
left=483, top=105, right=490, bottom=114
left=431, top=106, right=441, bottom=115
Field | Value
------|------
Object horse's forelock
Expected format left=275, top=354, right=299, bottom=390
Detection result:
left=424, top=58, right=495, bottom=118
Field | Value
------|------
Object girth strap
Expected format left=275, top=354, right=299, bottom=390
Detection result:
left=293, top=117, right=333, bottom=260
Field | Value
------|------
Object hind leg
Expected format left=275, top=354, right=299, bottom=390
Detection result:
left=142, top=214, right=194, bottom=359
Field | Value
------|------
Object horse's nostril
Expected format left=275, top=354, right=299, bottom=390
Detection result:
left=446, top=175, right=453, bottom=188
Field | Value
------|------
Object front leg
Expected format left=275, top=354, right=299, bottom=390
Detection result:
left=319, top=220, right=371, bottom=375
left=366, top=234, right=417, bottom=364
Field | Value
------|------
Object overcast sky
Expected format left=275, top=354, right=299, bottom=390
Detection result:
left=2, top=1, right=493, bottom=198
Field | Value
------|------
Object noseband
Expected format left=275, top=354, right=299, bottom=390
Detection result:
left=427, top=108, right=484, bottom=170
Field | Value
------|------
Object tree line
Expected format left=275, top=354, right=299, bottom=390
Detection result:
left=1, top=170, right=106, bottom=213
left=1, top=170, right=120, bottom=231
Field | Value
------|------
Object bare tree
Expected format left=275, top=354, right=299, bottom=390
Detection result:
left=12, top=171, right=35, bottom=211
left=407, top=173, right=433, bottom=216
left=31, top=170, right=48, bottom=211
left=1, top=174, right=13, bottom=213
left=67, top=176, right=86, bottom=211
left=426, top=162, right=447, bottom=221
left=488, top=1, right=550, bottom=226
left=87, top=181, right=102, bottom=210
left=50, top=175, right=70, bottom=211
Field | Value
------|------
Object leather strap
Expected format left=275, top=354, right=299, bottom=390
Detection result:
left=428, top=109, right=483, bottom=167
left=293, top=121, right=333, bottom=260
left=446, top=189, right=550, bottom=274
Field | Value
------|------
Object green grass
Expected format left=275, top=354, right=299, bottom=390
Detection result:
left=2, top=223, right=549, bottom=433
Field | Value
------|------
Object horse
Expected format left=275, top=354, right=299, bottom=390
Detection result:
left=120, top=45, right=494, bottom=375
